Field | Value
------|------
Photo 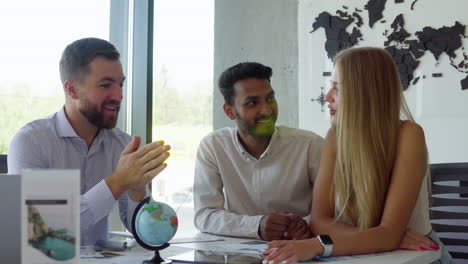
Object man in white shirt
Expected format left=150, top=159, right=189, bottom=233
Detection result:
left=194, top=62, right=323, bottom=241
left=8, top=38, right=170, bottom=245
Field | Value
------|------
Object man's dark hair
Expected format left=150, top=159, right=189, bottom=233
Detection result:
left=59, top=37, right=120, bottom=84
left=218, top=62, right=272, bottom=105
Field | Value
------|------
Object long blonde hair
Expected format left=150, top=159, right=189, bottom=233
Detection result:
left=333, top=47, right=414, bottom=230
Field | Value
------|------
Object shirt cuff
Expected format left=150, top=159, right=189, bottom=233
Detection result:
left=125, top=189, right=150, bottom=231
left=127, top=194, right=140, bottom=211
left=126, top=193, right=139, bottom=228
left=303, top=215, right=311, bottom=224
left=84, top=179, right=116, bottom=223
left=249, top=215, right=265, bottom=239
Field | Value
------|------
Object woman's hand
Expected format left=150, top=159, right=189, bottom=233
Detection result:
left=399, top=228, right=440, bottom=251
left=262, top=238, right=323, bottom=264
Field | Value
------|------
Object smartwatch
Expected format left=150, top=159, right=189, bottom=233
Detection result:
left=317, top=235, right=333, bottom=257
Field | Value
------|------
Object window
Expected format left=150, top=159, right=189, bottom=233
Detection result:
left=151, top=1, right=214, bottom=235
left=0, top=1, right=110, bottom=154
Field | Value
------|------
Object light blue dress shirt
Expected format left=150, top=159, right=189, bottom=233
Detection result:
left=8, top=107, right=141, bottom=246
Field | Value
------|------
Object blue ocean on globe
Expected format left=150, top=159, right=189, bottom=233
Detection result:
left=135, top=201, right=178, bottom=246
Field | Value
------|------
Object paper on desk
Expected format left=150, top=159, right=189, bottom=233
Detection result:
left=80, top=246, right=125, bottom=259
left=286, top=252, right=390, bottom=263
left=217, top=241, right=388, bottom=262
left=218, top=240, right=268, bottom=254
left=109, top=231, right=225, bottom=244
left=80, top=251, right=104, bottom=258
left=93, top=252, right=154, bottom=264
left=109, top=231, right=135, bottom=239
left=80, top=246, right=104, bottom=258
left=312, top=252, right=389, bottom=262
left=95, top=240, right=132, bottom=251
left=170, top=237, right=225, bottom=244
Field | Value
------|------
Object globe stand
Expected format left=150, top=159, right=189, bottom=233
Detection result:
left=142, top=243, right=171, bottom=264
left=132, top=197, right=175, bottom=264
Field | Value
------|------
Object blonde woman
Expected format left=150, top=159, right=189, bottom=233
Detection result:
left=263, top=47, right=452, bottom=264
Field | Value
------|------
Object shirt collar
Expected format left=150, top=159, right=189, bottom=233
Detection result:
left=91, top=129, right=108, bottom=152
left=55, top=107, right=109, bottom=149
left=56, top=107, right=80, bottom=138
left=233, top=126, right=279, bottom=160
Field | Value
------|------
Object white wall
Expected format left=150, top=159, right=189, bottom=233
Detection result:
left=298, top=0, right=468, bottom=163
left=214, top=0, right=299, bottom=130
left=214, top=1, right=468, bottom=164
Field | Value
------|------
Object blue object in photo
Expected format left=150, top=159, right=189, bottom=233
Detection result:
left=132, top=197, right=178, bottom=264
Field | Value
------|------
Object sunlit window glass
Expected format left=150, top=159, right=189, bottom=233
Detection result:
left=0, top=1, right=110, bottom=154
left=152, top=0, right=214, bottom=236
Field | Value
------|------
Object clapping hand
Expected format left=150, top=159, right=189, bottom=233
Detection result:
left=107, top=136, right=171, bottom=200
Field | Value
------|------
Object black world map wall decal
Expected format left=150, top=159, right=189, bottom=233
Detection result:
left=309, top=0, right=468, bottom=91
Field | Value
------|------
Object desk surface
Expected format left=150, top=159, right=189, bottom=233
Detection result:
left=81, top=233, right=441, bottom=264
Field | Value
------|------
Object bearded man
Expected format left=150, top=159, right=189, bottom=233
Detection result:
left=8, top=38, right=170, bottom=246
left=193, top=62, right=324, bottom=241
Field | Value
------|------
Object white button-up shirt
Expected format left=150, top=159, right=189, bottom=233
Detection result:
left=8, top=107, right=139, bottom=246
left=194, top=126, right=323, bottom=238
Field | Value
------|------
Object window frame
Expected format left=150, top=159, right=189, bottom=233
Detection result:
left=111, top=0, right=154, bottom=143
left=109, top=0, right=154, bottom=232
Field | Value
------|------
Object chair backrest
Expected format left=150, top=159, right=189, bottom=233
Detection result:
left=430, top=162, right=468, bottom=261
left=0, top=174, right=21, bottom=262
left=0, top=155, right=7, bottom=174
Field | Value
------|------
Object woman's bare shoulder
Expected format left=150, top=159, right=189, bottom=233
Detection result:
left=399, top=120, right=425, bottom=143
left=396, top=120, right=427, bottom=163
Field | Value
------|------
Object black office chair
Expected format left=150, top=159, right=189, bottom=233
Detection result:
left=0, top=155, right=7, bottom=174
left=430, top=162, right=468, bottom=263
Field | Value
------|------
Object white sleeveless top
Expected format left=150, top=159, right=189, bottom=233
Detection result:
left=406, top=171, right=432, bottom=235
left=335, top=170, right=432, bottom=235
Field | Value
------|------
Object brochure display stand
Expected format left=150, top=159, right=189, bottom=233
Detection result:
left=21, top=169, right=80, bottom=264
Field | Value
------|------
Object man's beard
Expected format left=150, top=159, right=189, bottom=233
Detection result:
left=79, top=99, right=120, bottom=129
left=235, top=109, right=277, bottom=137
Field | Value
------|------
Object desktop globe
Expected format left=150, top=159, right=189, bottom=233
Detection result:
left=134, top=199, right=178, bottom=245
left=132, top=197, right=178, bottom=264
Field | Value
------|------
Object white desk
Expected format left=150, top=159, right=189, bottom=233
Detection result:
left=81, top=233, right=441, bottom=264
